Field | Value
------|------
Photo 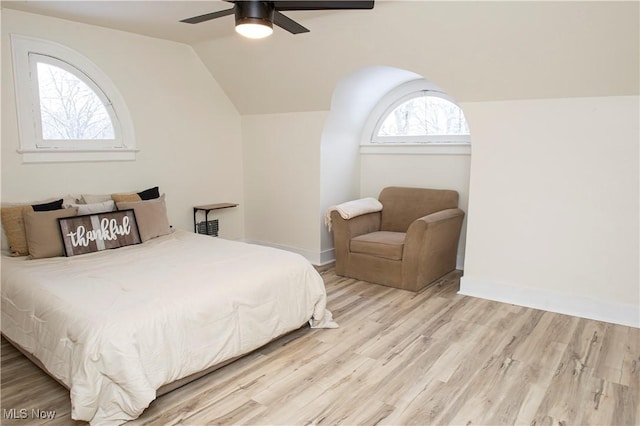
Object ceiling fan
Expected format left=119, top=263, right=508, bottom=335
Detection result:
left=180, top=1, right=375, bottom=39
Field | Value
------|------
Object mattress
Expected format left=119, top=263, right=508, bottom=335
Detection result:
left=1, top=230, right=331, bottom=425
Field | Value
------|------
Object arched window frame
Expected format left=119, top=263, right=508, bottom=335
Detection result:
left=10, top=34, right=137, bottom=163
left=361, top=79, right=471, bottom=155
left=28, top=54, right=123, bottom=149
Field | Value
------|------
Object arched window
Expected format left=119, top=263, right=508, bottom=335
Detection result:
left=11, top=35, right=136, bottom=162
left=375, top=92, right=470, bottom=143
left=362, top=80, right=471, bottom=155
left=32, top=55, right=118, bottom=145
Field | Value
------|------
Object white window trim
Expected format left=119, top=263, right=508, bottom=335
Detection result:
left=361, top=143, right=471, bottom=155
left=361, top=80, right=471, bottom=156
left=11, top=34, right=137, bottom=163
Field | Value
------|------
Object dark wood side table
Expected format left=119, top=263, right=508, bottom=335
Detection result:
left=193, top=203, right=238, bottom=234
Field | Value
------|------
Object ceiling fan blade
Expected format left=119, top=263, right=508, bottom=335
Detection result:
left=273, top=11, right=310, bottom=34
left=273, top=1, right=374, bottom=11
left=180, top=8, right=235, bottom=24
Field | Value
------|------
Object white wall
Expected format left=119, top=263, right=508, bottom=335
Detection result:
left=1, top=9, right=245, bottom=238
left=242, top=112, right=326, bottom=262
left=460, top=96, right=639, bottom=327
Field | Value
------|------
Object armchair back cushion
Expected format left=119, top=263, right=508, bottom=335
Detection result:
left=379, top=187, right=459, bottom=232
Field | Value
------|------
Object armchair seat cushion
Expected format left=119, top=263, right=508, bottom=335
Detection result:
left=350, top=231, right=405, bottom=260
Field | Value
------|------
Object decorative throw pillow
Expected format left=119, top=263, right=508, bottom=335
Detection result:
left=81, top=193, right=113, bottom=204
left=111, top=186, right=160, bottom=203
left=23, top=208, right=79, bottom=259
left=59, top=210, right=141, bottom=256
left=137, top=186, right=160, bottom=200
left=111, top=193, right=140, bottom=203
left=1, top=205, right=34, bottom=256
left=0, top=199, right=66, bottom=256
left=116, top=194, right=170, bottom=242
left=31, top=198, right=64, bottom=211
left=65, top=200, right=116, bottom=215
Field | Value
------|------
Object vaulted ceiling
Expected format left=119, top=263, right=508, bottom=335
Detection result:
left=3, top=1, right=638, bottom=114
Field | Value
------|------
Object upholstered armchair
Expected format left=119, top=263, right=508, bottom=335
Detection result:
left=330, top=187, right=465, bottom=292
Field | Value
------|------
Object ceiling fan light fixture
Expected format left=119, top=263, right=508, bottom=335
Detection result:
left=235, top=18, right=273, bottom=39
left=181, top=1, right=374, bottom=37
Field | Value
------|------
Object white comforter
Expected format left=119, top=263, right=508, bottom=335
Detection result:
left=1, top=231, right=331, bottom=425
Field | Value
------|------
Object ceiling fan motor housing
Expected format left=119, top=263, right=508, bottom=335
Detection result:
left=235, top=1, right=275, bottom=29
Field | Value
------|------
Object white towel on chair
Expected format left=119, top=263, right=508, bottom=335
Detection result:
left=325, top=197, right=383, bottom=231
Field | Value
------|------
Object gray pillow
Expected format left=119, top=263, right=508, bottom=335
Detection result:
left=116, top=194, right=170, bottom=242
left=23, top=208, right=79, bottom=259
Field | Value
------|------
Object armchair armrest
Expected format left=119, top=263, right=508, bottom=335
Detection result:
left=405, top=208, right=465, bottom=238
left=402, top=208, right=465, bottom=291
left=330, top=210, right=381, bottom=275
left=331, top=210, right=381, bottom=238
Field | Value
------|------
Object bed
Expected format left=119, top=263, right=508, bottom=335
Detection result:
left=1, top=229, right=334, bottom=425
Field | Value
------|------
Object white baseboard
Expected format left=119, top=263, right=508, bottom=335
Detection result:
left=459, top=276, right=640, bottom=328
left=319, top=248, right=335, bottom=266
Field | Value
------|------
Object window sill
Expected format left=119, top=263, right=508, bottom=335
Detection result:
left=18, top=149, right=138, bottom=163
left=360, top=144, right=471, bottom=155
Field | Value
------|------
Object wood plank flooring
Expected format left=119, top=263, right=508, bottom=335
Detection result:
left=1, top=266, right=638, bottom=425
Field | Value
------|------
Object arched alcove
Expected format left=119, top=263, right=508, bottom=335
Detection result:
left=320, top=66, right=471, bottom=268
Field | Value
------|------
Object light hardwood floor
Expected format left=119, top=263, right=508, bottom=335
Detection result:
left=2, top=266, right=639, bottom=425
